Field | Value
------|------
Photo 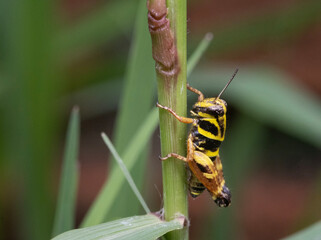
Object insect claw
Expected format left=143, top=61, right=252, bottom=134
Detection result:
left=159, top=155, right=168, bottom=161
left=156, top=102, right=164, bottom=109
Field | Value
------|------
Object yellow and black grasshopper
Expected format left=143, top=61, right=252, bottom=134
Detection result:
left=157, top=69, right=238, bottom=207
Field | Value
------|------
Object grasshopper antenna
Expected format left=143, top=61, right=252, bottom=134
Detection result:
left=217, top=68, right=238, bottom=99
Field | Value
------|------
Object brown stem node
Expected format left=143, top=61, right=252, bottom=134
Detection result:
left=147, top=0, right=180, bottom=78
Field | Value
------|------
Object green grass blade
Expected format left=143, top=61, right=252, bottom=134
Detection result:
left=282, top=220, right=321, bottom=240
left=61, top=78, right=122, bottom=120
left=3, top=1, right=59, bottom=239
left=52, top=107, right=80, bottom=237
left=53, top=214, right=185, bottom=240
left=101, top=133, right=150, bottom=214
left=57, top=0, right=138, bottom=57
left=187, top=33, right=213, bottom=78
left=81, top=108, right=158, bottom=227
left=200, top=0, right=321, bottom=55
left=109, top=0, right=156, bottom=219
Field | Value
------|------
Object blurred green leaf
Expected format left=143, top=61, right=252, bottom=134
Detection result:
left=81, top=108, right=158, bottom=227
left=282, top=220, right=321, bottom=240
left=190, top=66, right=321, bottom=149
left=57, top=0, right=138, bottom=58
left=62, top=78, right=122, bottom=119
left=108, top=0, right=156, bottom=220
left=53, top=214, right=184, bottom=240
left=187, top=33, right=213, bottom=77
left=201, top=0, right=321, bottom=55
left=52, top=107, right=80, bottom=237
left=3, top=1, right=59, bottom=239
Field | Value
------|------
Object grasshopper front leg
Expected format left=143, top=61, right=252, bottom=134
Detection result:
left=156, top=102, right=194, bottom=124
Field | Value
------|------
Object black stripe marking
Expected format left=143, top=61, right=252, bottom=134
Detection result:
left=196, top=163, right=212, bottom=175
left=191, top=128, right=222, bottom=150
left=193, top=182, right=205, bottom=187
left=210, top=156, right=218, bottom=162
left=196, top=163, right=208, bottom=173
left=194, top=134, right=222, bottom=150
left=199, top=120, right=218, bottom=136
left=190, top=186, right=205, bottom=192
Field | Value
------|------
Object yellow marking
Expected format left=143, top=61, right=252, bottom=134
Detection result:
left=205, top=149, right=219, bottom=157
left=205, top=118, right=220, bottom=128
left=220, top=180, right=225, bottom=188
left=215, top=186, right=223, bottom=195
left=214, top=180, right=225, bottom=195
left=195, top=101, right=214, bottom=108
left=208, top=115, right=226, bottom=139
left=211, top=180, right=225, bottom=196
left=198, top=126, right=224, bottom=141
left=203, top=172, right=217, bottom=179
left=215, top=161, right=223, bottom=171
left=216, top=161, right=223, bottom=171
left=197, top=112, right=214, bottom=118
left=191, top=192, right=200, bottom=195
left=196, top=145, right=205, bottom=151
left=194, top=151, right=214, bottom=167
left=198, top=118, right=225, bottom=141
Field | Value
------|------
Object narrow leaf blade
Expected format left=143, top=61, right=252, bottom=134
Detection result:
left=52, top=107, right=80, bottom=236
left=81, top=108, right=158, bottom=227
left=101, top=133, right=150, bottom=214
left=187, top=32, right=213, bottom=77
left=282, top=221, right=321, bottom=240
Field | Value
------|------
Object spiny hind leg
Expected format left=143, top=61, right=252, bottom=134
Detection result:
left=156, top=103, right=194, bottom=124
left=187, top=83, right=204, bottom=102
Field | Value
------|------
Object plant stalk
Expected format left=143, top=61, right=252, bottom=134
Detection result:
left=147, top=0, right=188, bottom=239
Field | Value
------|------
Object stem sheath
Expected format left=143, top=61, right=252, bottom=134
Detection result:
left=147, top=0, right=188, bottom=239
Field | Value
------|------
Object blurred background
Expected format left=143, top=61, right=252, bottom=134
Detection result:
left=0, top=0, right=320, bottom=239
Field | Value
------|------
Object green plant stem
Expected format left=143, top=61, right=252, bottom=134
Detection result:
left=155, top=0, right=188, bottom=239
